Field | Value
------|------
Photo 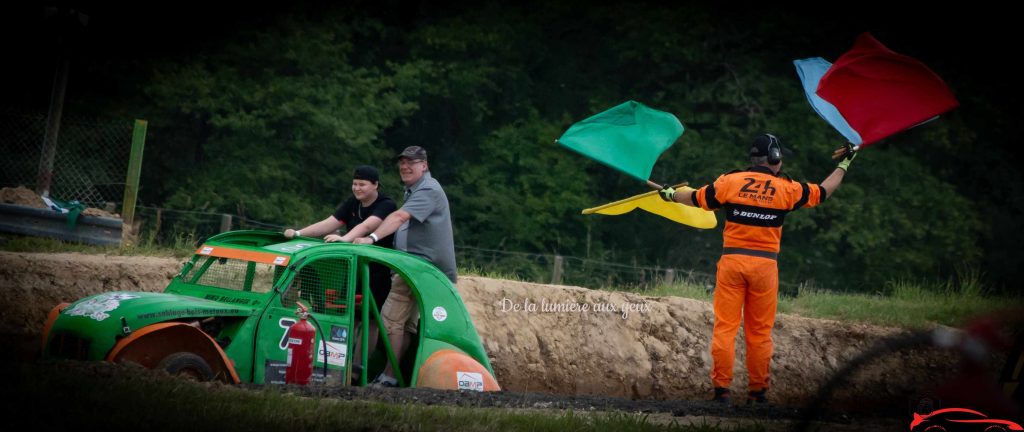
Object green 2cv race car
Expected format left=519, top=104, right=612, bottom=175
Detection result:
left=41, top=230, right=500, bottom=391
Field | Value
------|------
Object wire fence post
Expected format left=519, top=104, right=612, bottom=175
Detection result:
left=121, top=119, right=147, bottom=226
left=153, top=208, right=162, bottom=240
left=551, top=255, right=563, bottom=285
left=119, top=118, right=146, bottom=226
left=35, top=43, right=72, bottom=197
left=220, top=214, right=233, bottom=233
left=664, top=268, right=675, bottom=285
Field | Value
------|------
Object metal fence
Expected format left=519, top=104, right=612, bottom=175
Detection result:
left=456, top=245, right=730, bottom=292
left=1, top=110, right=134, bottom=209
left=455, top=246, right=809, bottom=294
left=134, top=206, right=287, bottom=246
left=127, top=206, right=819, bottom=294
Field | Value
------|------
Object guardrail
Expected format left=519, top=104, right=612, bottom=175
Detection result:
left=0, top=203, right=122, bottom=246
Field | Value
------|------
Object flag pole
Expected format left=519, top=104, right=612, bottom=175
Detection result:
left=583, top=182, right=690, bottom=214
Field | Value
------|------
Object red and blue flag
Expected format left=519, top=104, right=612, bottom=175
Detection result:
left=795, top=32, right=959, bottom=147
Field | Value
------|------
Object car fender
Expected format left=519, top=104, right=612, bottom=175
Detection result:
left=106, top=322, right=240, bottom=384
left=41, top=302, right=71, bottom=351
left=415, top=349, right=501, bottom=391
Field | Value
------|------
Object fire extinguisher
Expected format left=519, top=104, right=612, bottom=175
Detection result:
left=285, top=301, right=315, bottom=385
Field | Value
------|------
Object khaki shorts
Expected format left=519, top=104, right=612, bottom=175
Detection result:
left=381, top=275, right=419, bottom=334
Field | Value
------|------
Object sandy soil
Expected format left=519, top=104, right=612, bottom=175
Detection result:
left=456, top=277, right=963, bottom=408
left=1, top=186, right=47, bottom=208
left=0, top=186, right=119, bottom=217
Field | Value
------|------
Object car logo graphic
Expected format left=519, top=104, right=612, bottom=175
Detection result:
left=910, top=407, right=1023, bottom=431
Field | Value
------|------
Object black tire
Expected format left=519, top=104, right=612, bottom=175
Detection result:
left=157, top=352, right=214, bottom=381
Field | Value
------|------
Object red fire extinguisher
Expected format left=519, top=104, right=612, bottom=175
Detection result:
left=285, top=301, right=315, bottom=385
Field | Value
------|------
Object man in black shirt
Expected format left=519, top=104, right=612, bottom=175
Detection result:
left=284, top=165, right=398, bottom=306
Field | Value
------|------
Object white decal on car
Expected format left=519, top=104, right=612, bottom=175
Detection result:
left=64, top=292, right=141, bottom=321
left=278, top=318, right=297, bottom=349
left=316, top=341, right=347, bottom=367
left=432, top=306, right=448, bottom=322
left=457, top=371, right=484, bottom=391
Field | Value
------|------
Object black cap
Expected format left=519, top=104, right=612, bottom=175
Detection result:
left=749, top=134, right=791, bottom=158
left=353, top=165, right=380, bottom=183
left=396, top=146, right=428, bottom=161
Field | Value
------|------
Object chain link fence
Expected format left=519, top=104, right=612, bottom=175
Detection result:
left=1, top=110, right=134, bottom=209
left=455, top=245, right=806, bottom=295
left=134, top=206, right=287, bottom=247
left=456, top=245, right=719, bottom=291
left=130, top=206, right=746, bottom=292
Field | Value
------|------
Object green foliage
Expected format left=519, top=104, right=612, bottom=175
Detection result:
left=453, top=115, right=595, bottom=252
left=117, top=2, right=1010, bottom=292
left=782, top=148, right=984, bottom=289
left=141, top=15, right=425, bottom=224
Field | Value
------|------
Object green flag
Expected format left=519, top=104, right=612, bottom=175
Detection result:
left=557, top=100, right=684, bottom=182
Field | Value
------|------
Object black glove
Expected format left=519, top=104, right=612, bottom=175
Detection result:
left=831, top=144, right=857, bottom=160
left=659, top=186, right=676, bottom=202
left=831, top=144, right=858, bottom=171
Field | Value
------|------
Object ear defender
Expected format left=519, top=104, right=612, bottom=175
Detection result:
left=766, top=133, right=782, bottom=165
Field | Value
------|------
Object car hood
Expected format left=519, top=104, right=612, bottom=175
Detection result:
left=45, top=291, right=258, bottom=360
left=59, top=291, right=257, bottom=323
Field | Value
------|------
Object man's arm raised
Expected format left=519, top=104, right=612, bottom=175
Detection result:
left=821, top=147, right=856, bottom=199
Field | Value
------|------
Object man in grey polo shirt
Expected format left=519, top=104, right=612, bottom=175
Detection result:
left=354, top=145, right=456, bottom=386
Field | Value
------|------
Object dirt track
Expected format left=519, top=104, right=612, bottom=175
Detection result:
left=0, top=250, right=968, bottom=410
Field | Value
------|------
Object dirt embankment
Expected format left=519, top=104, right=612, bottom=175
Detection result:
left=0, top=253, right=181, bottom=335
left=0, top=251, right=959, bottom=406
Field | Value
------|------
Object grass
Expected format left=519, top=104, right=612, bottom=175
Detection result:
left=613, top=270, right=1019, bottom=329
left=776, top=268, right=1019, bottom=328
left=0, top=232, right=197, bottom=258
left=460, top=265, right=527, bottom=282
left=642, top=281, right=714, bottom=302
left=4, top=361, right=765, bottom=432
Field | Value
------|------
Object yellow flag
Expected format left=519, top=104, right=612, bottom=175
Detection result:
left=582, top=186, right=717, bottom=229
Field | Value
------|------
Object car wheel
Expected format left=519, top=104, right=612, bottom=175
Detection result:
left=922, top=426, right=946, bottom=432
left=984, top=426, right=1007, bottom=432
left=157, top=352, right=215, bottom=381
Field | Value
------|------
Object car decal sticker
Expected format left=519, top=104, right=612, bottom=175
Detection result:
left=432, top=306, right=448, bottom=322
left=64, top=292, right=140, bottom=321
left=278, top=318, right=297, bottom=349
left=457, top=372, right=484, bottom=391
left=330, top=326, right=348, bottom=344
left=193, top=246, right=291, bottom=266
left=316, top=341, right=346, bottom=367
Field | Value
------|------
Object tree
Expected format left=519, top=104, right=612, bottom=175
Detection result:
left=141, top=14, right=425, bottom=223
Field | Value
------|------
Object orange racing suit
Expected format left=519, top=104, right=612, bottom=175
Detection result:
left=691, top=165, right=826, bottom=391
